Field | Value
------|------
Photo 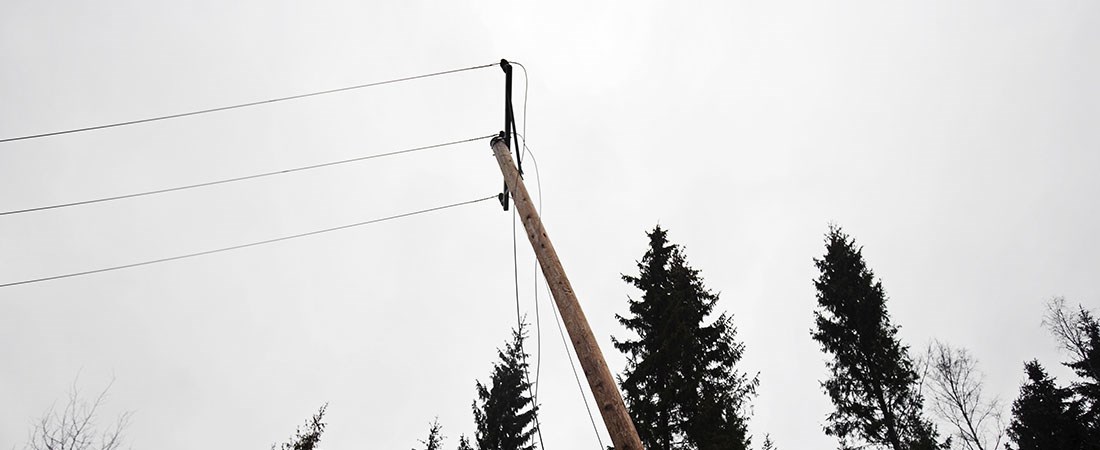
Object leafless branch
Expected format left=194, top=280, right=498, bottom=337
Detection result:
left=26, top=378, right=131, bottom=450
left=922, top=341, right=1004, bottom=450
left=1044, top=297, right=1096, bottom=364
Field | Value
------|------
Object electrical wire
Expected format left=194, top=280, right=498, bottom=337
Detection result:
left=0, top=134, right=494, bottom=217
left=546, top=279, right=608, bottom=449
left=512, top=204, right=547, bottom=450
left=512, top=62, right=533, bottom=168
left=508, top=61, right=548, bottom=450
left=523, top=140, right=607, bottom=450
left=0, top=62, right=497, bottom=144
left=511, top=124, right=607, bottom=448
left=513, top=62, right=542, bottom=402
left=0, top=194, right=496, bottom=289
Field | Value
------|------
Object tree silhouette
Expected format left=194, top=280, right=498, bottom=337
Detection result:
left=473, top=322, right=538, bottom=450
left=1006, top=361, right=1088, bottom=449
left=272, top=404, right=327, bottom=450
left=811, top=225, right=943, bottom=450
left=614, top=225, right=757, bottom=450
left=922, top=341, right=1004, bottom=450
left=27, top=378, right=131, bottom=450
left=1045, top=297, right=1100, bottom=439
left=413, top=418, right=445, bottom=450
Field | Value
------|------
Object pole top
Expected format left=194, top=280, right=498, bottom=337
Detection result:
left=500, top=59, right=512, bottom=73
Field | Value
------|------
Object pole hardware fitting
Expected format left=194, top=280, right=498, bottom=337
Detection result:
left=497, top=58, right=521, bottom=212
left=500, top=59, right=522, bottom=177
left=494, top=132, right=509, bottom=211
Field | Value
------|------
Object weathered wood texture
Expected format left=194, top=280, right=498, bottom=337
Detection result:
left=491, top=137, right=644, bottom=450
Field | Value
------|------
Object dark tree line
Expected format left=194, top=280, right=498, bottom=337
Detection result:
left=25, top=224, right=1095, bottom=450
left=410, top=224, right=1099, bottom=450
left=415, top=226, right=765, bottom=450
left=810, top=225, right=1099, bottom=450
left=1003, top=299, right=1100, bottom=449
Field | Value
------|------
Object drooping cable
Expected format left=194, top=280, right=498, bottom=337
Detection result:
left=512, top=205, right=547, bottom=450
left=524, top=141, right=607, bottom=450
left=0, top=62, right=497, bottom=144
left=508, top=61, right=546, bottom=450
left=546, top=280, right=608, bottom=450
left=0, top=135, right=494, bottom=217
left=513, top=62, right=542, bottom=403
left=0, top=195, right=496, bottom=289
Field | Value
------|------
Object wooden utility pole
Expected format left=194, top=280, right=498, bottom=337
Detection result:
left=491, top=136, right=645, bottom=450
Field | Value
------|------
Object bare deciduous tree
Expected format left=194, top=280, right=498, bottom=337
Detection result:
left=27, top=379, right=132, bottom=450
left=922, top=341, right=1004, bottom=450
left=1044, top=297, right=1098, bottom=375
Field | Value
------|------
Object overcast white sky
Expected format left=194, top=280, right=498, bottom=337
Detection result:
left=2, top=1, right=1098, bottom=449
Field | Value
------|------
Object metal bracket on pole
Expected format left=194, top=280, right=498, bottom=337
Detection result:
left=497, top=59, right=522, bottom=211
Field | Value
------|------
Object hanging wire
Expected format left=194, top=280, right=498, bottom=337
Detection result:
left=512, top=203, right=547, bottom=450
left=511, top=117, right=608, bottom=448
left=0, top=194, right=495, bottom=289
left=523, top=141, right=607, bottom=450
left=511, top=60, right=544, bottom=401
left=513, top=62, right=543, bottom=403
left=0, top=134, right=494, bottom=217
left=510, top=59, right=609, bottom=447
left=0, top=62, right=497, bottom=144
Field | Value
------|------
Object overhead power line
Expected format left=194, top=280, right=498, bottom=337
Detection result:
left=0, top=134, right=494, bottom=217
left=0, top=62, right=497, bottom=144
left=0, top=194, right=496, bottom=289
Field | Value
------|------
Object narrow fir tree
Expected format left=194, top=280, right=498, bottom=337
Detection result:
left=272, top=404, right=327, bottom=450
left=1063, top=308, right=1100, bottom=439
left=456, top=436, right=473, bottom=450
left=473, top=322, right=538, bottom=450
left=414, top=418, right=445, bottom=450
left=1006, top=361, right=1089, bottom=449
left=810, top=226, right=942, bottom=450
left=1067, top=311, right=1100, bottom=443
left=614, top=225, right=757, bottom=450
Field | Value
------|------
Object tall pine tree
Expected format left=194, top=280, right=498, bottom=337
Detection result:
left=1006, top=360, right=1089, bottom=450
left=614, top=225, right=757, bottom=450
left=810, top=226, right=942, bottom=450
left=472, top=322, right=538, bottom=450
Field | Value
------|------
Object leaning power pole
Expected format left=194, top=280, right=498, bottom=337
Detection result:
left=493, top=60, right=644, bottom=450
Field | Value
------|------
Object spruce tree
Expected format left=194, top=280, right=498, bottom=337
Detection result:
left=614, top=225, right=757, bottom=450
left=1065, top=309, right=1100, bottom=439
left=810, top=226, right=942, bottom=450
left=414, top=418, right=444, bottom=450
left=1006, top=361, right=1089, bottom=449
left=272, top=404, right=327, bottom=450
left=1044, top=298, right=1100, bottom=444
left=472, top=323, right=538, bottom=450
